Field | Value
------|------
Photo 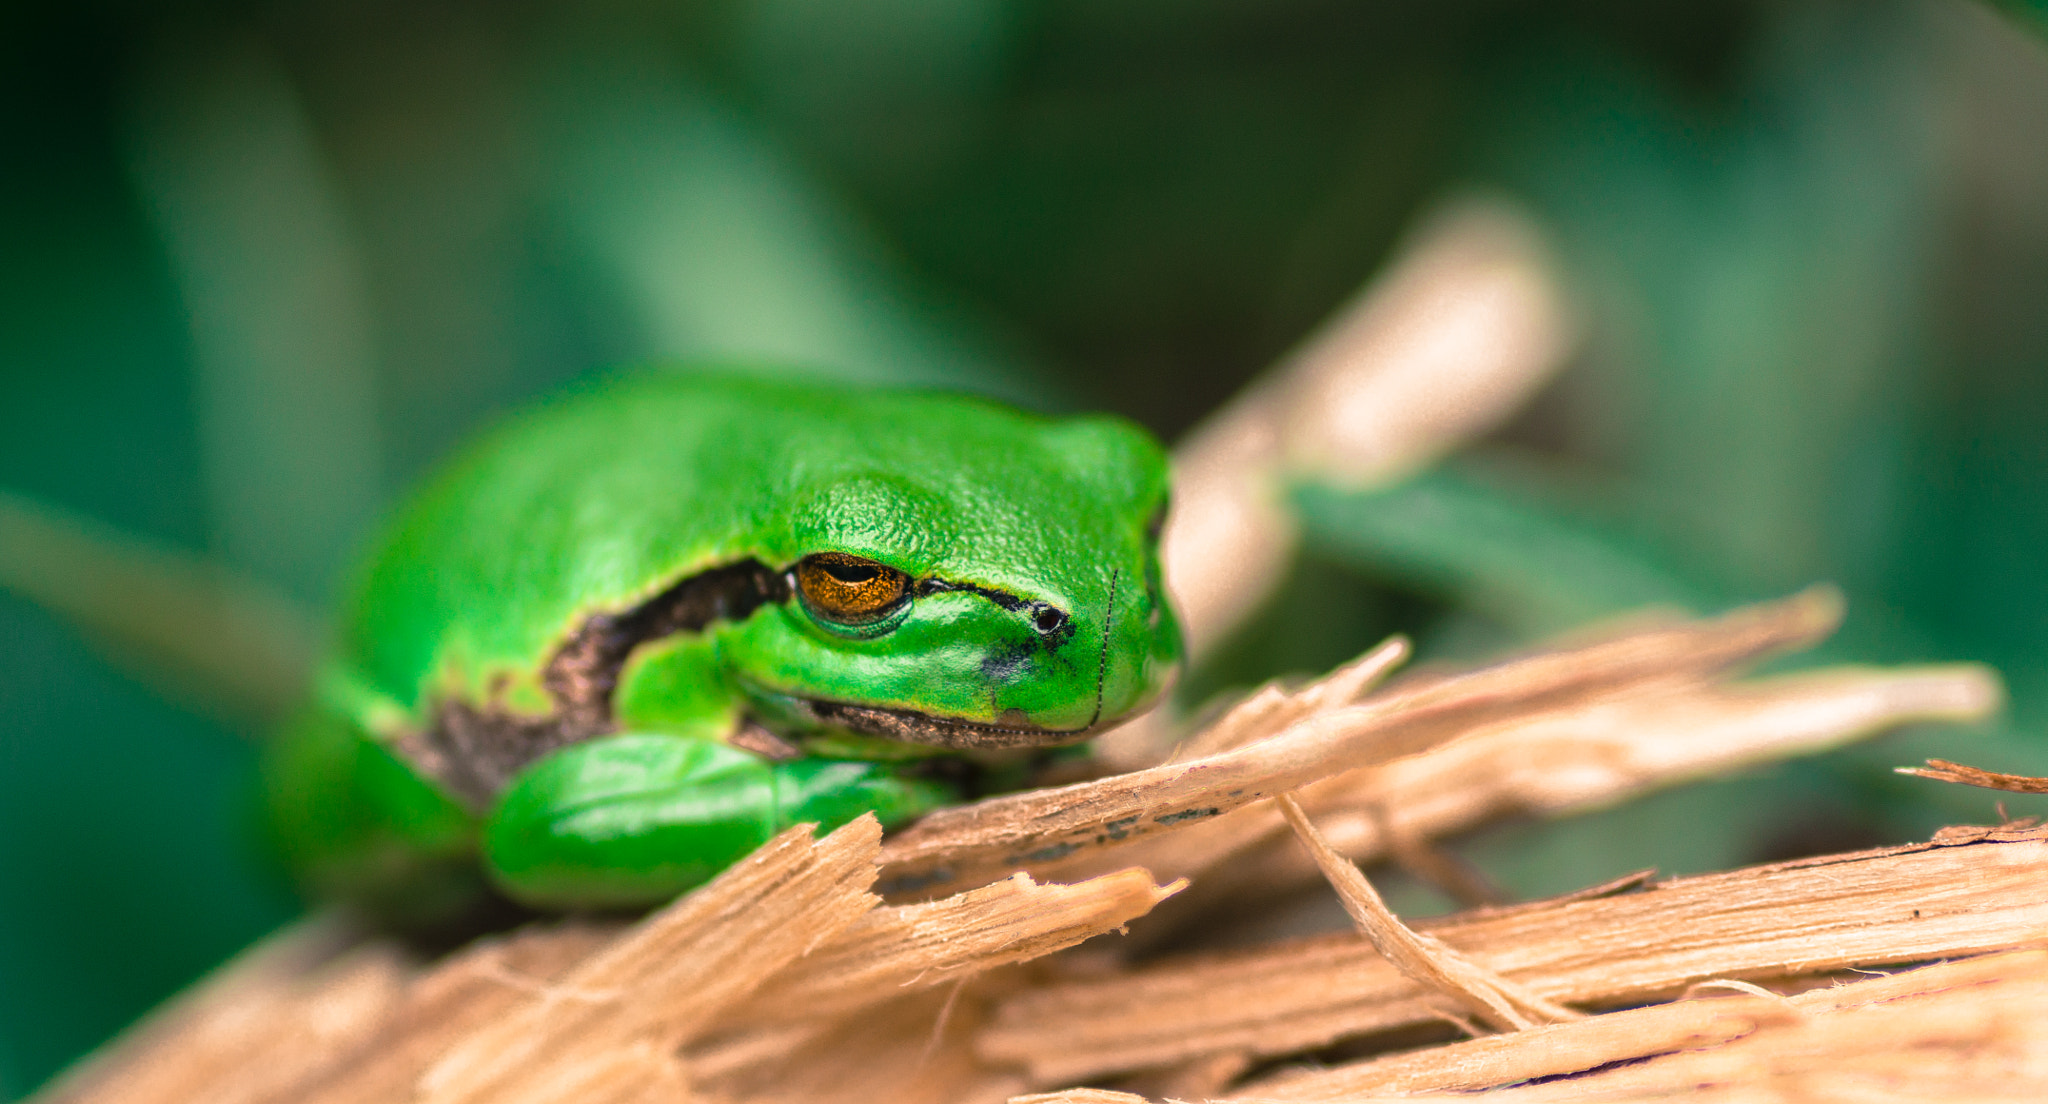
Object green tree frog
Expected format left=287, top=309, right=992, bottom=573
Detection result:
left=262, top=372, right=1181, bottom=923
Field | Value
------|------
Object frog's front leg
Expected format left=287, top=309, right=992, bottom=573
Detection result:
left=482, top=732, right=956, bottom=910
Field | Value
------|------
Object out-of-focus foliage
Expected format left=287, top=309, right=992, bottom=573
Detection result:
left=4, top=0, right=2048, bottom=1095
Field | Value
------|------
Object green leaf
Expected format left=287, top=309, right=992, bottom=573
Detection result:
left=1984, top=0, right=2048, bottom=38
left=122, top=32, right=385, bottom=600
left=1294, top=462, right=1720, bottom=640
left=0, top=490, right=319, bottom=726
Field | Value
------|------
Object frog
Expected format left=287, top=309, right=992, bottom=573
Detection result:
left=261, top=370, right=1181, bottom=924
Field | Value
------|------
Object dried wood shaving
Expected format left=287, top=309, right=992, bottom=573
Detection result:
left=1135, top=1050, right=1256, bottom=1101
left=711, top=868, right=1181, bottom=1027
left=291, top=924, right=622, bottom=1104
left=691, top=983, right=1025, bottom=1104
left=1169, top=638, right=1411, bottom=761
left=1009, top=1092, right=1150, bottom=1104
left=1054, top=659, right=1999, bottom=936
left=1225, top=949, right=2048, bottom=1102
left=1899, top=757, right=2048, bottom=794
left=416, top=819, right=886, bottom=1104
left=1276, top=794, right=1580, bottom=1033
left=977, top=825, right=2048, bottom=1083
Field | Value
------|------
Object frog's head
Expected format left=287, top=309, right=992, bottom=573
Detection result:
left=724, top=400, right=1181, bottom=755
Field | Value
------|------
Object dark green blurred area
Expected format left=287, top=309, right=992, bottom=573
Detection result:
left=5, top=0, right=2048, bottom=1095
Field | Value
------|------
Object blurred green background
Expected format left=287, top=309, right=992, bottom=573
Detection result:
left=6, top=0, right=2048, bottom=1094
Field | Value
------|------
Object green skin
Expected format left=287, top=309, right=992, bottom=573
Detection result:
left=263, top=371, right=1180, bottom=921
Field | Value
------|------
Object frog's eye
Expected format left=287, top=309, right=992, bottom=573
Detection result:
left=794, top=552, right=912, bottom=625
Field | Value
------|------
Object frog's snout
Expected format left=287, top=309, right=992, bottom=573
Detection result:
left=970, top=563, right=1176, bottom=735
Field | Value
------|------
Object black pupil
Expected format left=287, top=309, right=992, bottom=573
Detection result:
left=823, top=562, right=878, bottom=584
left=1035, top=608, right=1065, bottom=632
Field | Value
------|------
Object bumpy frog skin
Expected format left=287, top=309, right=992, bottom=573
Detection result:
left=263, top=371, right=1180, bottom=919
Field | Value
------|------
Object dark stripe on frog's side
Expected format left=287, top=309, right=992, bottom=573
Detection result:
left=407, top=560, right=788, bottom=806
left=402, top=559, right=1084, bottom=808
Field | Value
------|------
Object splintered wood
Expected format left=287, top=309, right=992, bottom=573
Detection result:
left=34, top=591, right=2033, bottom=1104
left=979, top=824, right=2048, bottom=1084
left=1898, top=758, right=2048, bottom=794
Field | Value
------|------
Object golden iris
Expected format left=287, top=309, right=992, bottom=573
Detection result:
left=794, top=552, right=910, bottom=624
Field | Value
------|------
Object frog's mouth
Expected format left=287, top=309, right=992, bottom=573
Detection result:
left=786, top=696, right=1098, bottom=751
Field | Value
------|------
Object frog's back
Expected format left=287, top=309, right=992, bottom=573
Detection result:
left=333, top=371, right=1149, bottom=721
